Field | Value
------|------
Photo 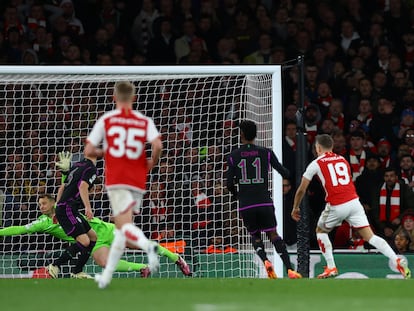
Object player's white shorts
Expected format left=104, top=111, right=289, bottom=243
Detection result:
left=107, top=188, right=144, bottom=217
left=317, top=198, right=370, bottom=231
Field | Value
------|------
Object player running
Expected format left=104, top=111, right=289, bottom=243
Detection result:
left=292, top=134, right=411, bottom=279
left=85, top=81, right=163, bottom=288
left=226, top=120, right=302, bottom=279
left=0, top=193, right=191, bottom=278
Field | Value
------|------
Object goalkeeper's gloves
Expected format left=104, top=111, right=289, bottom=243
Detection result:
left=56, top=151, right=72, bottom=183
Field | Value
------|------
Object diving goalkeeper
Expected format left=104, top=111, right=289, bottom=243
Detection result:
left=0, top=193, right=191, bottom=278
left=0, top=152, right=191, bottom=278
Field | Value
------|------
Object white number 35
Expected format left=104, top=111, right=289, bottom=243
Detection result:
left=108, top=126, right=145, bottom=159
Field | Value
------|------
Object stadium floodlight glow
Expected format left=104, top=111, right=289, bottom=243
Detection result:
left=0, top=65, right=283, bottom=278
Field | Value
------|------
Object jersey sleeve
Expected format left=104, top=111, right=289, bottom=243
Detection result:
left=0, top=226, right=29, bottom=236
left=82, top=165, right=98, bottom=186
left=24, top=216, right=50, bottom=233
left=303, top=160, right=318, bottom=181
left=269, top=150, right=290, bottom=179
left=146, top=117, right=160, bottom=143
left=87, top=115, right=105, bottom=147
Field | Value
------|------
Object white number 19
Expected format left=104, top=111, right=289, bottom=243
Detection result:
left=327, top=162, right=350, bottom=186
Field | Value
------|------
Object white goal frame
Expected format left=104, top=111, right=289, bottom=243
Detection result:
left=0, top=65, right=284, bottom=278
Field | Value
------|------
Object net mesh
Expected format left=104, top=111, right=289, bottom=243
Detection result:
left=0, top=72, right=276, bottom=278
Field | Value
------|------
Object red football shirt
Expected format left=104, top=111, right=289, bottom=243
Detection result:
left=303, top=152, right=359, bottom=205
left=87, top=108, right=160, bottom=191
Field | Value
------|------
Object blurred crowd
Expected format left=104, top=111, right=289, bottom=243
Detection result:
left=1, top=0, right=414, bottom=255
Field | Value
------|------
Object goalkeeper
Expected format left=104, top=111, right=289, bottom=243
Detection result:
left=0, top=152, right=191, bottom=278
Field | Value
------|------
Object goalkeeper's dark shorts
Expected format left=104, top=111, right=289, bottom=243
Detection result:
left=239, top=203, right=277, bottom=235
left=55, top=202, right=92, bottom=239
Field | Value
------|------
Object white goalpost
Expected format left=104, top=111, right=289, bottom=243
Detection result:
left=0, top=65, right=284, bottom=278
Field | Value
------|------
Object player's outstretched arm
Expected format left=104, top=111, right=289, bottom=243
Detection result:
left=0, top=226, right=30, bottom=236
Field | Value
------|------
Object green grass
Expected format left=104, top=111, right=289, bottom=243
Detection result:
left=0, top=278, right=413, bottom=311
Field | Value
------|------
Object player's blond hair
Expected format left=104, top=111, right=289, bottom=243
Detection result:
left=114, top=81, right=135, bottom=102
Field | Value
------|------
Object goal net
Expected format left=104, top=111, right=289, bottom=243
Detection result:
left=0, top=65, right=283, bottom=278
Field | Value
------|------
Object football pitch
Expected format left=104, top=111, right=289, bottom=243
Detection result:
left=0, top=278, right=413, bottom=311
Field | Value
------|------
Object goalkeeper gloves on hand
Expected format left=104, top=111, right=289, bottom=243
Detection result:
left=56, top=151, right=72, bottom=183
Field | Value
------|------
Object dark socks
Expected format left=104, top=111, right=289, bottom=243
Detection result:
left=271, top=236, right=292, bottom=271
left=72, top=241, right=96, bottom=274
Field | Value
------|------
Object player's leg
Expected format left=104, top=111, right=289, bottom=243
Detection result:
left=265, top=230, right=301, bottom=279
left=255, top=205, right=300, bottom=278
left=348, top=199, right=410, bottom=278
left=250, top=231, right=276, bottom=279
left=71, top=219, right=97, bottom=278
left=240, top=208, right=276, bottom=279
left=358, top=227, right=410, bottom=278
left=119, top=190, right=159, bottom=272
left=96, top=189, right=158, bottom=288
left=54, top=205, right=96, bottom=278
left=93, top=245, right=150, bottom=277
left=125, top=242, right=191, bottom=276
left=315, top=204, right=343, bottom=278
left=47, top=243, right=79, bottom=278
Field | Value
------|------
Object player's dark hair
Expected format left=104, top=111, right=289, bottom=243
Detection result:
left=38, top=193, right=55, bottom=202
left=239, top=120, right=257, bottom=141
left=384, top=166, right=397, bottom=174
left=315, top=134, right=333, bottom=149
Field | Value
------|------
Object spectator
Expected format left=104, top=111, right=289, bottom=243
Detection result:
left=339, top=19, right=361, bottom=57
left=371, top=167, right=414, bottom=244
left=401, top=128, right=414, bottom=157
left=174, top=19, right=206, bottom=63
left=282, top=120, right=297, bottom=185
left=26, top=3, right=47, bottom=41
left=146, top=17, right=176, bottom=64
left=332, top=130, right=347, bottom=156
left=399, top=154, right=414, bottom=190
left=376, top=138, right=393, bottom=169
left=393, top=229, right=413, bottom=254
left=131, top=0, right=159, bottom=55
left=326, top=98, right=345, bottom=131
left=58, top=0, right=85, bottom=42
left=356, top=98, right=373, bottom=132
left=355, top=154, right=383, bottom=224
left=242, top=33, right=272, bottom=64
left=226, top=9, right=258, bottom=59
left=369, top=97, right=400, bottom=147
left=395, top=209, right=414, bottom=251
left=304, top=104, right=321, bottom=146
left=345, top=130, right=369, bottom=181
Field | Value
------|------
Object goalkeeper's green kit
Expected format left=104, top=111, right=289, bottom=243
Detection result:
left=0, top=215, right=179, bottom=267
left=0, top=215, right=113, bottom=253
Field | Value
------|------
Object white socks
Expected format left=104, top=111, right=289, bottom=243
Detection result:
left=121, top=223, right=150, bottom=251
left=101, top=229, right=126, bottom=280
left=369, top=235, right=398, bottom=261
left=317, top=233, right=336, bottom=268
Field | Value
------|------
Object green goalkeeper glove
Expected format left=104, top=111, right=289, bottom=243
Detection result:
left=56, top=151, right=72, bottom=183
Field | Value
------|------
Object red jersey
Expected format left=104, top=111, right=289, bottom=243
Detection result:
left=303, top=152, right=359, bottom=205
left=87, top=108, right=160, bottom=191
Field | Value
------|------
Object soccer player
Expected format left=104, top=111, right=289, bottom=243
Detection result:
left=85, top=81, right=163, bottom=288
left=226, top=120, right=302, bottom=279
left=0, top=193, right=191, bottom=278
left=292, top=134, right=411, bottom=279
left=54, top=151, right=99, bottom=279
